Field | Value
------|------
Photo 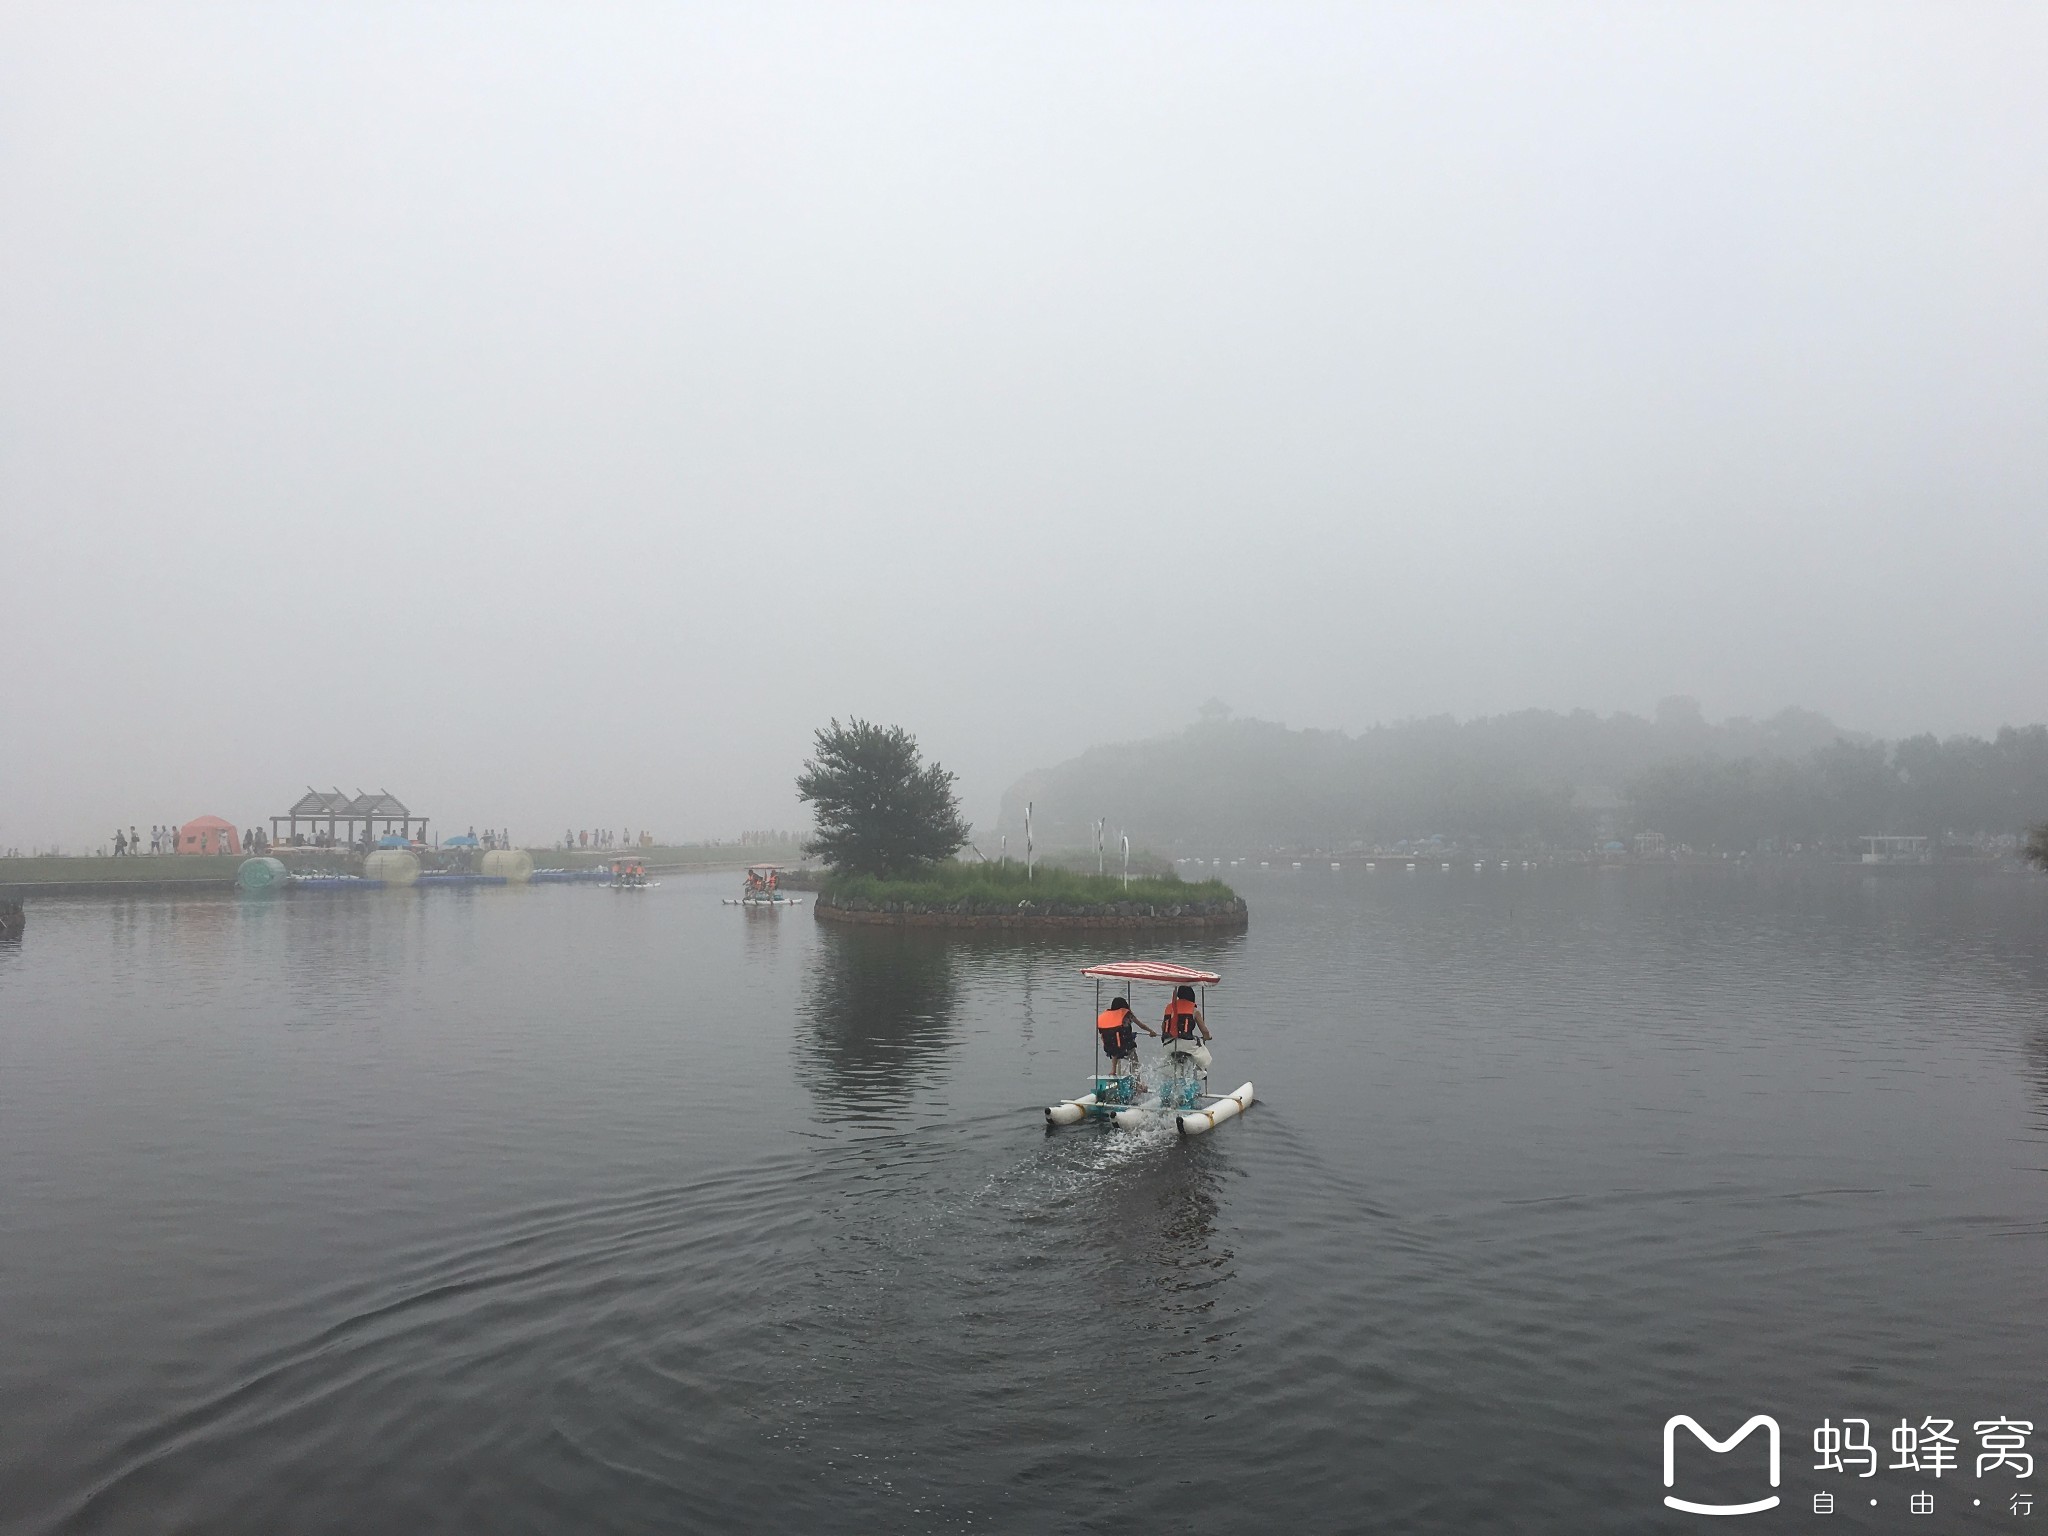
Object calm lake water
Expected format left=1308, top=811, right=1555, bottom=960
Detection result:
left=4, top=867, right=2048, bottom=1533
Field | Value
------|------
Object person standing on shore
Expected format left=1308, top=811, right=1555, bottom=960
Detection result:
left=112, top=828, right=127, bottom=857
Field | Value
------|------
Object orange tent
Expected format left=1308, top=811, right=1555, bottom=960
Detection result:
left=178, top=816, right=241, bottom=856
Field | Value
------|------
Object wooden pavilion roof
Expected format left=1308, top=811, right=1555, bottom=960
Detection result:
left=280, top=788, right=412, bottom=818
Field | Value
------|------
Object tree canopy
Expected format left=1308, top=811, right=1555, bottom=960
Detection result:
left=996, top=708, right=2048, bottom=853
left=796, top=719, right=971, bottom=875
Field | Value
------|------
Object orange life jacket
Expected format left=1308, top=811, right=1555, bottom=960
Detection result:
left=1096, top=1007, right=1137, bottom=1056
left=1161, top=998, right=1201, bottom=1041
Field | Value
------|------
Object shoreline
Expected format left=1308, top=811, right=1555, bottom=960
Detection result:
left=0, top=843, right=804, bottom=901
left=0, top=877, right=242, bottom=899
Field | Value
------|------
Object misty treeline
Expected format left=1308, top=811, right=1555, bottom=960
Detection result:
left=1000, top=703, right=2048, bottom=854
left=1630, top=732, right=2048, bottom=851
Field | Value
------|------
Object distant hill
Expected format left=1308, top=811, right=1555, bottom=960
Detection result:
left=995, top=703, right=2048, bottom=853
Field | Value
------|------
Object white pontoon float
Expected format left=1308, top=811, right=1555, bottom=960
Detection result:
left=1044, top=960, right=1254, bottom=1138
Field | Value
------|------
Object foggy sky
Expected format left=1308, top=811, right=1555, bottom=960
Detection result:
left=4, top=3, right=2045, bottom=849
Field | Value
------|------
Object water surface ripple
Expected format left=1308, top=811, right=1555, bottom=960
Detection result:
left=3, top=868, right=2046, bottom=1531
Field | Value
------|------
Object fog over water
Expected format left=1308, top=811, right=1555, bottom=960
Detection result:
left=4, top=4, right=2045, bottom=846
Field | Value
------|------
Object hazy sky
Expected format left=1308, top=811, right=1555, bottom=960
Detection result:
left=4, top=3, right=2044, bottom=848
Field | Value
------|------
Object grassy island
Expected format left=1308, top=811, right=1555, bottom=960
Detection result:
left=789, top=717, right=1247, bottom=928
left=812, top=861, right=1248, bottom=930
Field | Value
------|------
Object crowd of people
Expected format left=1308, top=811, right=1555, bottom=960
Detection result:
left=95, top=822, right=635, bottom=858
left=257, top=826, right=510, bottom=852
left=107, top=824, right=275, bottom=856
left=102, top=825, right=519, bottom=856
left=110, top=824, right=186, bottom=856
left=562, top=828, right=652, bottom=851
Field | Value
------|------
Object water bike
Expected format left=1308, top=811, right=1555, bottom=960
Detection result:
left=1043, top=960, right=1254, bottom=1138
left=722, top=863, right=803, bottom=907
left=608, top=857, right=658, bottom=889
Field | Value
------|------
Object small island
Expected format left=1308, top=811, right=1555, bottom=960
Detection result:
left=813, top=862, right=1247, bottom=930
left=794, top=718, right=1248, bottom=932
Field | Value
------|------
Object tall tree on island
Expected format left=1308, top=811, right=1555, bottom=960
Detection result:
left=2027, top=824, right=2048, bottom=871
left=797, top=719, right=972, bottom=875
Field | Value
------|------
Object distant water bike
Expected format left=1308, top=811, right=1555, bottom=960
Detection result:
left=1044, top=961, right=1255, bottom=1137
left=722, top=864, right=803, bottom=908
left=608, top=857, right=657, bottom=889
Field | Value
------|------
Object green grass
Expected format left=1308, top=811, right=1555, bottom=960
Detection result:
left=1034, top=846, right=1178, bottom=880
left=822, top=861, right=1235, bottom=907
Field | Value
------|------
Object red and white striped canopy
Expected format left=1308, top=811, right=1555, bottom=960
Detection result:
left=1080, top=961, right=1222, bottom=985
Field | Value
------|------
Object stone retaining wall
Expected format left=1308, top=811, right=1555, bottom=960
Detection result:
left=0, top=878, right=237, bottom=900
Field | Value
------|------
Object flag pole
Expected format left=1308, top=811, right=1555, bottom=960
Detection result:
left=1026, top=802, right=1033, bottom=882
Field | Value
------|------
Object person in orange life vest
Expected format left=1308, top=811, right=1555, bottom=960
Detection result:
left=1159, top=984, right=1213, bottom=1079
left=1095, top=995, right=1156, bottom=1081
